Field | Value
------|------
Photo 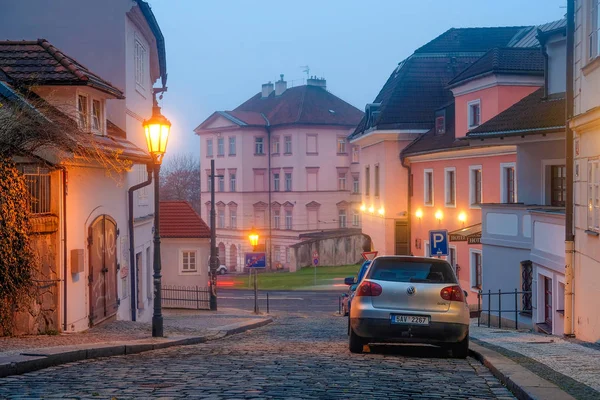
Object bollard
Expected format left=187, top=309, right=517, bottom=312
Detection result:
left=488, top=290, right=491, bottom=328
left=267, top=292, right=270, bottom=314
left=477, top=290, right=481, bottom=327
left=515, top=289, right=518, bottom=330
left=339, top=296, right=342, bottom=315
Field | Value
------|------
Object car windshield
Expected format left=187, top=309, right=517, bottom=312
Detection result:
left=367, top=259, right=457, bottom=284
left=357, top=261, right=371, bottom=283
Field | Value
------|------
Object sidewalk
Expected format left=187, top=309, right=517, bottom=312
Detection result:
left=0, top=308, right=272, bottom=378
left=470, top=320, right=600, bottom=399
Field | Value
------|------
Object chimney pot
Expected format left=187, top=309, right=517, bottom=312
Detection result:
left=307, top=77, right=326, bottom=90
left=261, top=81, right=274, bottom=98
left=275, top=74, right=287, bottom=96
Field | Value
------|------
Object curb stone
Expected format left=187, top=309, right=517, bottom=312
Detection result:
left=0, top=317, right=272, bottom=379
left=469, top=342, right=576, bottom=400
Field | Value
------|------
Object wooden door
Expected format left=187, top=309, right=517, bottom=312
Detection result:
left=544, top=277, right=553, bottom=326
left=394, top=220, right=409, bottom=255
left=88, top=215, right=118, bottom=326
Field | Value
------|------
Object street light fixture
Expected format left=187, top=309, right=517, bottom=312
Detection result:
left=249, top=229, right=259, bottom=251
left=248, top=228, right=260, bottom=314
left=435, top=210, right=443, bottom=225
left=143, top=89, right=171, bottom=338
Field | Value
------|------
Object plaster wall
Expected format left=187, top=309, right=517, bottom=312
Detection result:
left=161, top=238, right=210, bottom=288
left=516, top=140, right=565, bottom=205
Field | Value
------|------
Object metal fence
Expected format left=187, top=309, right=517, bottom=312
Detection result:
left=477, top=289, right=533, bottom=330
left=161, top=285, right=211, bottom=310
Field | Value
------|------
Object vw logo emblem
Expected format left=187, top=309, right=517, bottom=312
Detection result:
left=406, top=286, right=416, bottom=296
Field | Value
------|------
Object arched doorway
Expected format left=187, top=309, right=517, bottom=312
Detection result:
left=88, top=215, right=118, bottom=326
left=229, top=244, right=238, bottom=272
left=218, top=242, right=226, bottom=268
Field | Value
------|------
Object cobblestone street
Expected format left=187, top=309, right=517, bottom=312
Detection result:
left=0, top=311, right=514, bottom=399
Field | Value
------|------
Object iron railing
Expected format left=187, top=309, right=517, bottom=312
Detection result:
left=161, top=285, right=210, bottom=310
left=477, top=289, right=533, bottom=330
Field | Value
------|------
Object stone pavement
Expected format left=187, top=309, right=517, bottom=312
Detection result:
left=470, top=320, right=600, bottom=399
left=0, top=311, right=515, bottom=399
left=0, top=308, right=261, bottom=358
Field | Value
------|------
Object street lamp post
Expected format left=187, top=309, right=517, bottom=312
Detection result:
left=249, top=228, right=259, bottom=314
left=208, top=159, right=224, bottom=311
left=143, top=89, right=171, bottom=338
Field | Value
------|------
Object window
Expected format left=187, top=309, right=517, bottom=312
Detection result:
left=352, top=146, right=359, bottom=163
left=307, top=134, right=318, bottom=154
left=338, top=173, right=347, bottom=191
left=285, top=210, right=293, bottom=230
left=424, top=169, right=434, bottom=206
left=229, top=137, right=236, bottom=155
left=470, top=250, right=482, bottom=289
left=274, top=246, right=281, bottom=262
left=255, top=137, right=264, bottom=155
left=206, top=139, right=213, bottom=157
left=590, top=0, right=600, bottom=59
left=207, top=175, right=212, bottom=192
left=137, top=164, right=148, bottom=205
left=551, top=165, right=566, bottom=207
left=285, top=173, right=292, bottom=192
left=501, top=163, right=516, bottom=203
left=588, top=160, right=600, bottom=231
left=353, top=175, right=359, bottom=194
left=337, top=138, right=347, bottom=154
left=352, top=211, right=360, bottom=227
left=374, top=165, right=380, bottom=197
left=217, top=137, right=224, bottom=156
left=230, top=209, right=237, bottom=228
left=445, top=168, right=456, bottom=207
left=92, top=99, right=102, bottom=132
left=435, top=115, right=445, bottom=135
left=181, top=251, right=197, bottom=273
left=449, top=247, right=457, bottom=277
left=338, top=209, right=347, bottom=228
left=365, top=166, right=370, bottom=196
left=230, top=173, right=236, bottom=192
left=468, top=100, right=481, bottom=129
left=273, top=173, right=280, bottom=192
left=274, top=210, right=281, bottom=229
left=470, top=166, right=482, bottom=207
left=77, top=94, right=88, bottom=130
left=21, top=165, right=51, bottom=214
left=272, top=137, right=280, bottom=154
left=134, top=38, right=147, bottom=90
left=218, top=210, right=225, bottom=228
left=218, top=176, right=225, bottom=192
left=284, top=136, right=292, bottom=154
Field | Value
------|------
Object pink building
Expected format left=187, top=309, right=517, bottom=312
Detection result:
left=194, top=77, right=363, bottom=271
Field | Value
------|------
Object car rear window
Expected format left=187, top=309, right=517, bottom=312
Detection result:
left=367, top=259, right=457, bottom=284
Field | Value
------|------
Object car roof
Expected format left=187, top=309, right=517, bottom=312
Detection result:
left=373, top=255, right=450, bottom=263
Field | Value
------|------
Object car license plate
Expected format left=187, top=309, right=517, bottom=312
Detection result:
left=391, top=315, right=430, bottom=325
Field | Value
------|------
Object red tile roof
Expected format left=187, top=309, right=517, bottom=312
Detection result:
left=196, top=84, right=363, bottom=130
left=159, top=201, right=211, bottom=239
left=0, top=39, right=124, bottom=98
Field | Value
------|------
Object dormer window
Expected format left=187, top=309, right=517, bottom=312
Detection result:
left=77, top=94, right=89, bottom=130
left=468, top=99, right=481, bottom=129
left=365, top=103, right=381, bottom=129
left=435, top=110, right=446, bottom=135
left=92, top=99, right=102, bottom=132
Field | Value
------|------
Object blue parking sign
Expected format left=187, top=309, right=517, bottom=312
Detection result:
left=429, top=230, right=448, bottom=257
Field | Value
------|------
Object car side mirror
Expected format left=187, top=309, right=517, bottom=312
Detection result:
left=463, top=290, right=468, bottom=298
left=350, top=284, right=358, bottom=291
left=344, top=276, right=356, bottom=286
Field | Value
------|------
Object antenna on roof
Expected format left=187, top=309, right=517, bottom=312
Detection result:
left=300, top=65, right=310, bottom=79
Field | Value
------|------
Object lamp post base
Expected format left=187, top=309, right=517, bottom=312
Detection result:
left=152, top=315, right=163, bottom=337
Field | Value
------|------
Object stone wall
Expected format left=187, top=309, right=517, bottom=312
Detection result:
left=289, top=230, right=371, bottom=270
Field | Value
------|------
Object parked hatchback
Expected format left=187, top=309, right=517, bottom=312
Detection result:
left=349, top=256, right=470, bottom=358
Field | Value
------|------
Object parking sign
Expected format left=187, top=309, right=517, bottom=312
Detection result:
left=429, top=230, right=449, bottom=257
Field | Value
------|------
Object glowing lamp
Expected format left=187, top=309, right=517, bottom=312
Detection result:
left=378, top=207, right=385, bottom=216
left=435, top=210, right=443, bottom=221
left=248, top=229, right=260, bottom=247
left=360, top=204, right=366, bottom=212
left=458, top=212, right=467, bottom=223
left=415, top=209, right=423, bottom=219
left=143, top=100, right=171, bottom=165
left=368, top=206, right=375, bottom=214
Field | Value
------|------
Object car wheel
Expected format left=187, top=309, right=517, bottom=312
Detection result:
left=219, top=269, right=226, bottom=275
left=450, top=334, right=469, bottom=359
left=349, top=327, right=364, bottom=354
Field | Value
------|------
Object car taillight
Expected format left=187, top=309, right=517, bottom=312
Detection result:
left=356, top=281, right=382, bottom=297
left=440, top=285, right=464, bottom=302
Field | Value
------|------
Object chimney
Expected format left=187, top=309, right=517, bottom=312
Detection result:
left=275, top=74, right=287, bottom=96
left=307, top=76, right=326, bottom=90
left=261, top=81, right=274, bottom=98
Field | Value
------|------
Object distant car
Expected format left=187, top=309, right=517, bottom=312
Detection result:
left=342, top=260, right=372, bottom=318
left=341, top=283, right=357, bottom=316
left=216, top=265, right=228, bottom=275
left=348, top=256, right=470, bottom=358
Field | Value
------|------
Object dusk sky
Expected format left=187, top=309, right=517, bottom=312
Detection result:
left=149, top=0, right=566, bottom=159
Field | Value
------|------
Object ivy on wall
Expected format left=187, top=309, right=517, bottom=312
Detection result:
left=0, top=156, right=36, bottom=335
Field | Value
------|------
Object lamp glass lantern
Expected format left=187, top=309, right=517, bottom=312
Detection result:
left=249, top=230, right=260, bottom=248
left=143, top=105, right=171, bottom=164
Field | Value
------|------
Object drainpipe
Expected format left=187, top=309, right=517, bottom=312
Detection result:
left=564, top=0, right=575, bottom=337
left=537, top=28, right=549, bottom=99
left=62, top=168, right=68, bottom=332
left=262, top=113, right=272, bottom=270
left=400, top=155, right=412, bottom=256
left=128, top=163, right=153, bottom=322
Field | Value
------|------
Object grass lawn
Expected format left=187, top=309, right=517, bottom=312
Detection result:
left=228, top=264, right=361, bottom=290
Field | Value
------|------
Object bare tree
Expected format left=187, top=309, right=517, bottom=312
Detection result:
left=160, top=153, right=201, bottom=213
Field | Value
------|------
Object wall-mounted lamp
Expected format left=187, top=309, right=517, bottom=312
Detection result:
left=435, top=210, right=443, bottom=224
left=458, top=212, right=467, bottom=225
left=378, top=207, right=385, bottom=216
left=368, top=206, right=375, bottom=214
left=415, top=209, right=423, bottom=220
left=360, top=203, right=366, bottom=212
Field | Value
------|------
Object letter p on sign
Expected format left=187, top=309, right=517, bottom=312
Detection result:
left=428, top=230, right=448, bottom=256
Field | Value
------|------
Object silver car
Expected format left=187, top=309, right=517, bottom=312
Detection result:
left=349, top=256, right=470, bottom=358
